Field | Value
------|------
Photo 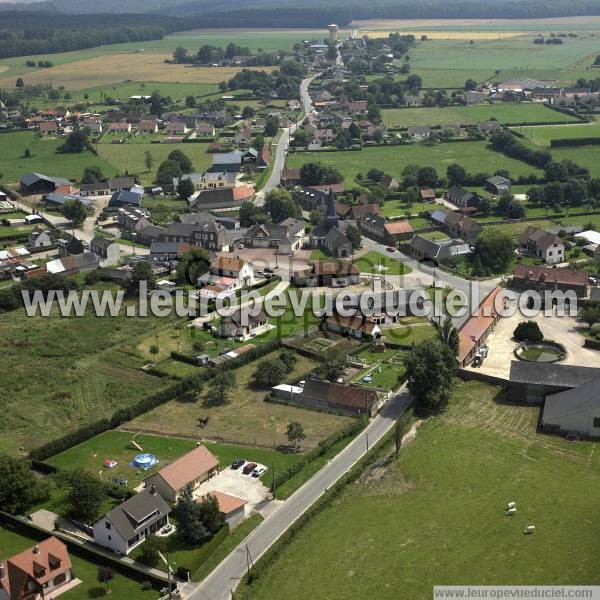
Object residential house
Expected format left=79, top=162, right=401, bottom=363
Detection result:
left=138, top=120, right=158, bottom=134
left=486, top=175, right=512, bottom=196
left=199, top=256, right=254, bottom=290
left=325, top=312, right=382, bottom=339
left=174, top=172, right=236, bottom=191
left=242, top=220, right=304, bottom=253
left=0, top=537, right=76, bottom=600
left=233, top=125, right=252, bottom=147
left=383, top=220, right=414, bottom=244
left=144, top=445, right=219, bottom=503
left=406, top=126, right=431, bottom=140
left=347, top=100, right=368, bottom=113
left=57, top=233, right=84, bottom=257
left=92, top=487, right=170, bottom=555
left=46, top=252, right=99, bottom=276
left=20, top=173, right=71, bottom=196
left=117, top=207, right=151, bottom=232
left=148, top=242, right=190, bottom=267
left=292, top=260, right=359, bottom=287
left=519, top=226, right=565, bottom=265
left=196, top=122, right=215, bottom=137
left=360, top=212, right=387, bottom=240
left=159, top=221, right=226, bottom=251
left=541, top=377, right=600, bottom=439
left=409, top=235, right=471, bottom=263
left=218, top=309, right=270, bottom=340
left=38, top=121, right=60, bottom=135
left=446, top=186, right=481, bottom=210
left=108, top=177, right=136, bottom=193
left=79, top=181, right=111, bottom=197
left=281, top=168, right=302, bottom=188
left=28, top=228, right=54, bottom=250
left=90, top=236, right=120, bottom=267
left=510, top=264, right=588, bottom=299
left=420, top=187, right=436, bottom=203
left=381, top=175, right=399, bottom=192
left=431, top=209, right=482, bottom=242
left=109, top=122, right=131, bottom=134
left=165, top=121, right=188, bottom=135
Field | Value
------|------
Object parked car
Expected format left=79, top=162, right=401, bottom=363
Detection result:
left=264, top=267, right=274, bottom=273
left=476, top=345, right=489, bottom=359
left=231, top=458, right=245, bottom=470
left=243, top=462, right=257, bottom=475
left=386, top=246, right=396, bottom=252
left=252, top=465, right=267, bottom=478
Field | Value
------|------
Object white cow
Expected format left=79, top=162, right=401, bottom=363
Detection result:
left=524, top=525, right=535, bottom=534
left=505, top=507, right=517, bottom=516
left=507, top=502, right=516, bottom=509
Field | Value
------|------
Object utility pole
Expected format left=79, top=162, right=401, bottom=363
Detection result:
left=366, top=432, right=369, bottom=453
left=271, top=460, right=275, bottom=498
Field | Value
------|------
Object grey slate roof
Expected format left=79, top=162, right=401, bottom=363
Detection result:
left=543, top=377, right=600, bottom=421
left=21, top=172, right=70, bottom=187
left=509, top=360, right=600, bottom=387
left=103, top=488, right=170, bottom=540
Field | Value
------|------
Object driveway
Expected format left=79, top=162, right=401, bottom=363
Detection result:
left=467, top=300, right=598, bottom=379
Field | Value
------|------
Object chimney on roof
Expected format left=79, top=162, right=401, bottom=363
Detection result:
left=33, top=544, right=40, bottom=555
left=150, top=484, right=157, bottom=495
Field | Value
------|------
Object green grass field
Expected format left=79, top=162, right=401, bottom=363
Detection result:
left=0, top=304, right=179, bottom=456
left=550, top=145, right=600, bottom=178
left=515, top=122, right=600, bottom=146
left=242, top=380, right=600, bottom=600
left=382, top=103, right=577, bottom=128
left=286, top=142, right=542, bottom=184
left=0, top=131, right=116, bottom=184
left=0, top=525, right=156, bottom=599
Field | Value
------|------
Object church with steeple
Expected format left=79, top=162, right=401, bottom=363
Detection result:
left=308, top=188, right=356, bottom=258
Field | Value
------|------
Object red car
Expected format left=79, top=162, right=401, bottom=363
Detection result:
left=242, top=462, right=257, bottom=475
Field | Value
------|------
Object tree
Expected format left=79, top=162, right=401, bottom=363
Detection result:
left=367, top=168, right=385, bottom=182
left=176, top=247, right=210, bottom=285
left=446, top=164, right=467, bottom=187
left=513, top=321, right=543, bottom=342
left=155, top=160, right=181, bottom=186
left=66, top=469, right=104, bottom=523
left=405, top=74, right=423, bottom=93
left=264, top=115, right=279, bottom=137
left=175, top=485, right=209, bottom=544
left=434, top=316, right=459, bottom=355
left=139, top=534, right=164, bottom=567
left=144, top=150, right=154, bottom=173
left=185, top=95, right=196, bottom=108
left=403, top=339, right=455, bottom=415
left=464, top=78, right=477, bottom=91
left=345, top=224, right=362, bottom=251
left=62, top=199, right=87, bottom=226
left=253, top=358, right=287, bottom=387
left=126, top=261, right=156, bottom=295
left=59, top=128, right=90, bottom=153
left=177, top=178, right=195, bottom=201
left=97, top=566, right=114, bottom=593
left=196, top=494, right=224, bottom=535
left=82, top=165, right=103, bottom=184
left=279, top=349, right=297, bottom=370
left=581, top=302, right=600, bottom=327
left=264, top=188, right=300, bottom=222
left=0, top=456, right=46, bottom=514
left=149, top=344, right=159, bottom=356
left=472, top=228, right=514, bottom=276
left=286, top=422, right=305, bottom=448
left=167, top=149, right=193, bottom=173
left=316, top=347, right=347, bottom=381
left=299, top=162, right=343, bottom=186
left=205, top=370, right=236, bottom=407
left=16, top=78, right=24, bottom=88
left=416, top=166, right=438, bottom=188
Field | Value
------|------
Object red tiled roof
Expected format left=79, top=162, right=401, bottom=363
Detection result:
left=513, top=264, right=587, bottom=287
left=384, top=221, right=414, bottom=235
left=213, top=256, right=246, bottom=272
left=152, top=445, right=218, bottom=493
left=201, top=491, right=247, bottom=515
left=302, top=379, right=377, bottom=410
left=232, top=185, right=254, bottom=202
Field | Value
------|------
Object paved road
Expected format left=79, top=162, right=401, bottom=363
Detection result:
left=182, top=386, right=413, bottom=600
left=361, top=237, right=496, bottom=329
left=255, top=75, right=314, bottom=206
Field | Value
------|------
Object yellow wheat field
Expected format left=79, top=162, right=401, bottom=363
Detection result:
left=0, top=53, right=276, bottom=90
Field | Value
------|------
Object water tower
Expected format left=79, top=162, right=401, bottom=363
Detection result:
left=328, top=24, right=339, bottom=43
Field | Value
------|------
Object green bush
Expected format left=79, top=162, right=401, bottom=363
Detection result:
left=513, top=321, right=543, bottom=343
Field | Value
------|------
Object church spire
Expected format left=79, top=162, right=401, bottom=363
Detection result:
left=325, top=188, right=339, bottom=228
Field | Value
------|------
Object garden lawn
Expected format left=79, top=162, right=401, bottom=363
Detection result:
left=127, top=350, right=353, bottom=449
left=286, top=141, right=542, bottom=184
left=482, top=218, right=556, bottom=238
left=0, top=131, right=116, bottom=184
left=352, top=251, right=411, bottom=276
left=382, top=323, right=438, bottom=346
left=0, top=525, right=156, bottom=599
left=241, top=381, right=600, bottom=600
